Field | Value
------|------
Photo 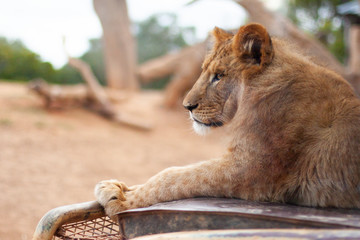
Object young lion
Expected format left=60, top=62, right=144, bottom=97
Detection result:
left=95, top=23, right=360, bottom=217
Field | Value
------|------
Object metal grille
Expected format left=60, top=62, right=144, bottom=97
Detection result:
left=53, top=216, right=122, bottom=240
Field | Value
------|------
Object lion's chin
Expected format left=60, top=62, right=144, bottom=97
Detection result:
left=189, top=112, right=224, bottom=135
left=192, top=121, right=211, bottom=136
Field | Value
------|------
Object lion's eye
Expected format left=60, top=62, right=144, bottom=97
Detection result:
left=212, top=73, right=224, bottom=83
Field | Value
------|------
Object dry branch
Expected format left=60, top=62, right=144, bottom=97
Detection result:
left=138, top=42, right=208, bottom=108
left=68, top=57, right=151, bottom=131
left=68, top=58, right=115, bottom=117
left=30, top=58, right=152, bottom=131
left=28, top=79, right=90, bottom=109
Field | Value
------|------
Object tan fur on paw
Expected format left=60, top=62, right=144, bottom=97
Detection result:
left=94, top=179, right=129, bottom=216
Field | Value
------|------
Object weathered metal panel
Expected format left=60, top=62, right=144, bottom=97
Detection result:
left=32, top=201, right=106, bottom=240
left=117, top=198, right=360, bottom=239
left=133, top=229, right=360, bottom=240
left=33, top=198, right=360, bottom=240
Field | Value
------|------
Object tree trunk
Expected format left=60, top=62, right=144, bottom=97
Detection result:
left=93, top=0, right=138, bottom=90
left=138, top=53, right=180, bottom=84
left=348, top=25, right=360, bottom=75
left=346, top=25, right=360, bottom=93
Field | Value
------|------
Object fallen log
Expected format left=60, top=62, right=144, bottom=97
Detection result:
left=28, top=79, right=88, bottom=110
left=29, top=58, right=152, bottom=131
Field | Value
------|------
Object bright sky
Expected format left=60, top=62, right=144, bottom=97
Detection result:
left=0, top=0, right=282, bottom=69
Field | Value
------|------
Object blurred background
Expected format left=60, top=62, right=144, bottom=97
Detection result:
left=0, top=0, right=359, bottom=239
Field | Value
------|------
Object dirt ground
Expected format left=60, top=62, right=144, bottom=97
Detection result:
left=0, top=82, right=229, bottom=240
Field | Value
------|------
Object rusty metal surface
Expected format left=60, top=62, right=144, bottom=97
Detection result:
left=133, top=229, right=360, bottom=240
left=33, top=198, right=360, bottom=240
left=117, top=198, right=360, bottom=239
left=32, top=201, right=106, bottom=240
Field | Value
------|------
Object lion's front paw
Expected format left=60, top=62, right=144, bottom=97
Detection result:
left=94, top=179, right=129, bottom=217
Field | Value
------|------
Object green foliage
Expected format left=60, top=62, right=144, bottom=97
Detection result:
left=49, top=39, right=103, bottom=85
left=53, top=65, right=82, bottom=85
left=78, top=13, right=196, bottom=89
left=0, top=37, right=82, bottom=84
left=80, top=38, right=105, bottom=85
left=136, top=13, right=196, bottom=89
left=136, top=13, right=195, bottom=64
left=0, top=37, right=57, bottom=82
left=287, top=0, right=347, bottom=63
left=0, top=13, right=195, bottom=88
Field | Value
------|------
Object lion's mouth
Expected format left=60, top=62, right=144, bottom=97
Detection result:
left=191, top=114, right=223, bottom=127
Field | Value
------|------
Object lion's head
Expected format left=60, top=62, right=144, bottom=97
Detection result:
left=183, top=23, right=274, bottom=135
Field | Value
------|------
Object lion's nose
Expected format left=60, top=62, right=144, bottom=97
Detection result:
left=184, top=103, right=198, bottom=112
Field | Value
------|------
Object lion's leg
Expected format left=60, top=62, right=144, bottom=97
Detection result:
left=95, top=157, right=239, bottom=217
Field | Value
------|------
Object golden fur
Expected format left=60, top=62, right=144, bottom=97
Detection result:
left=95, top=23, right=360, bottom=217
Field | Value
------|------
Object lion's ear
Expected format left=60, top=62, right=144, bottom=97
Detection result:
left=212, top=27, right=233, bottom=43
left=232, top=23, right=274, bottom=78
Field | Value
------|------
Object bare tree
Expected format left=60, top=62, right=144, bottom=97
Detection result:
left=91, top=0, right=359, bottom=107
left=349, top=25, right=360, bottom=75
left=93, top=0, right=138, bottom=90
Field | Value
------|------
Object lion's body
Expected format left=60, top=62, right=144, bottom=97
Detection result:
left=227, top=38, right=360, bottom=207
left=95, top=24, right=360, bottom=217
